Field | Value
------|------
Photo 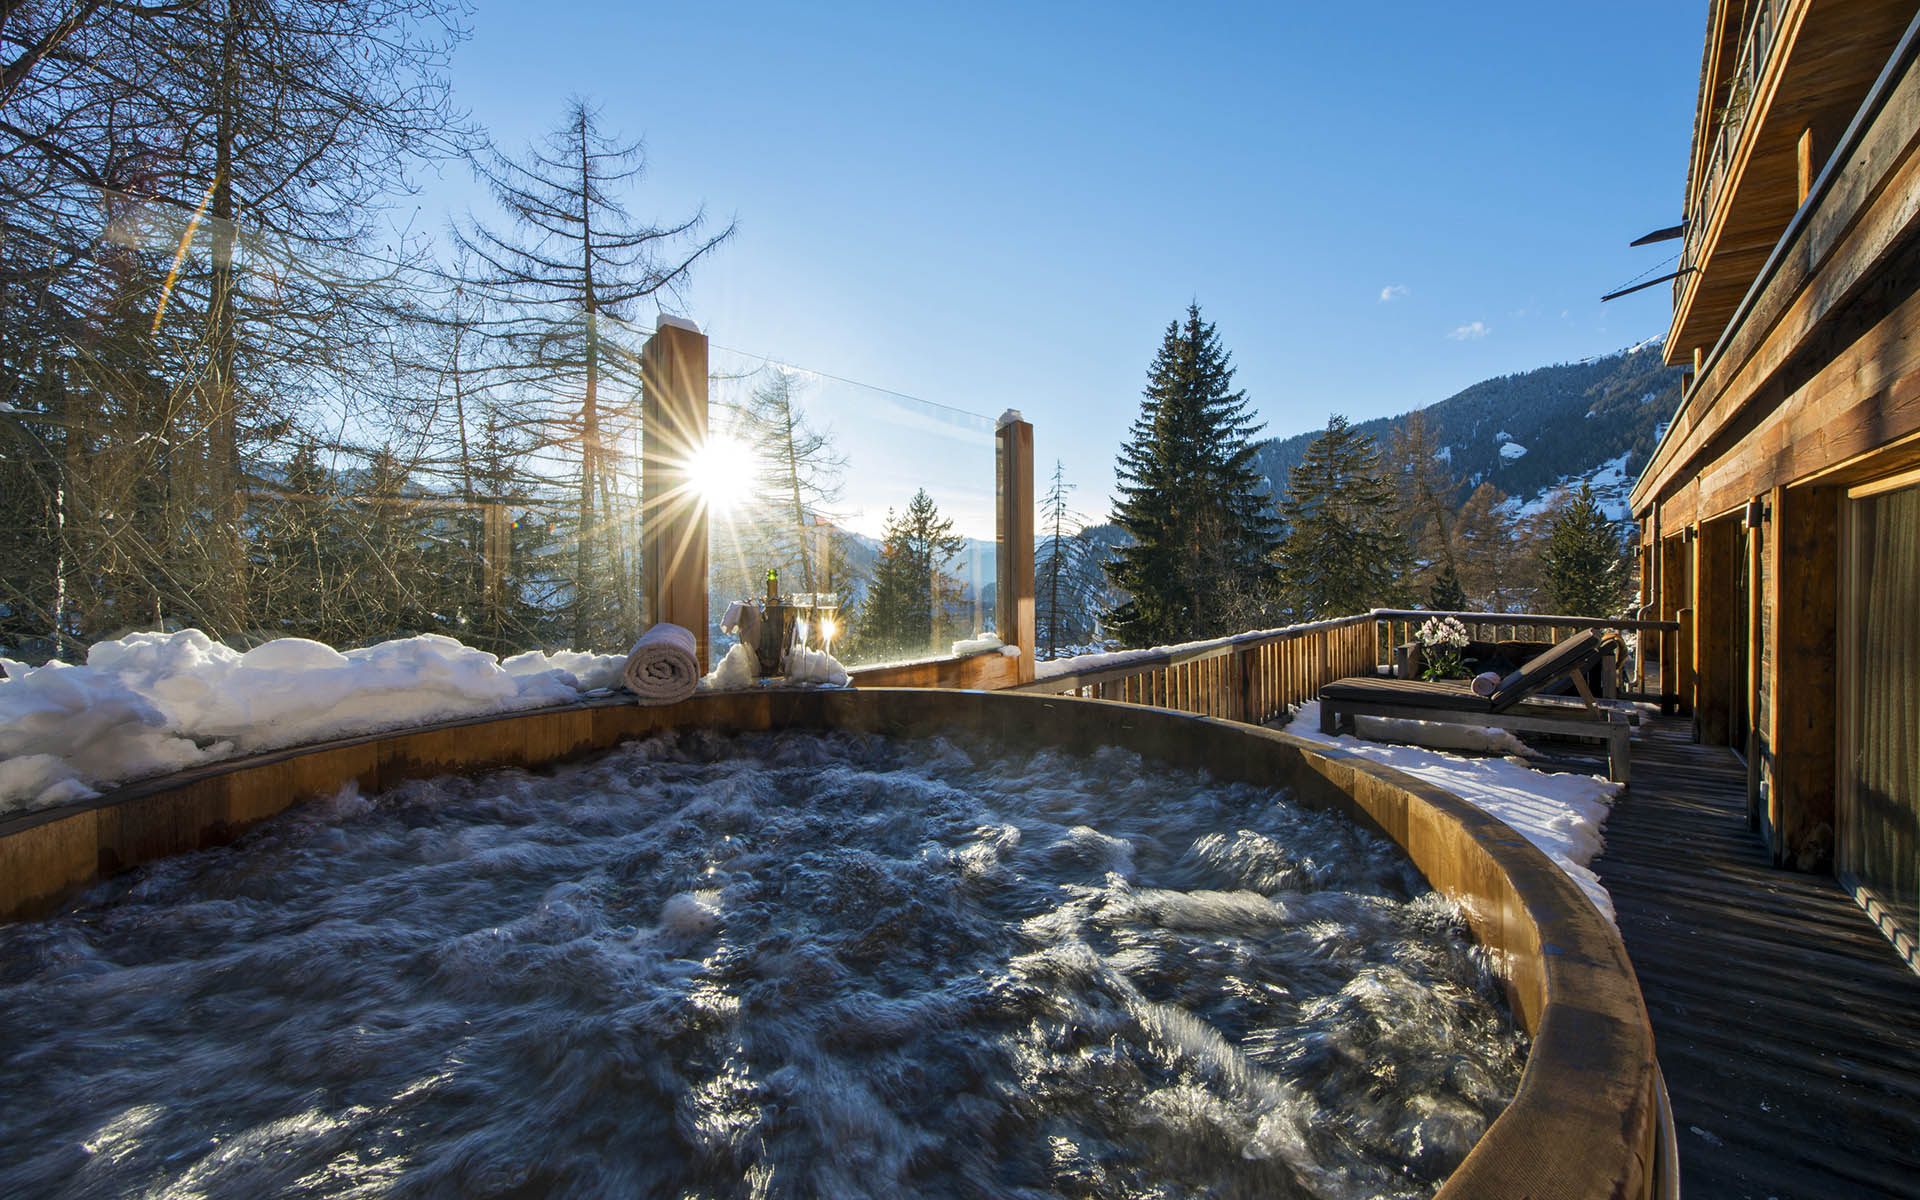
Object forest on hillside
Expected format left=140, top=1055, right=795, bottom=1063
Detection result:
left=1253, top=342, right=1683, bottom=513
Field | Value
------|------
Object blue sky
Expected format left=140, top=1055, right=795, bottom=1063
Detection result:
left=405, top=2, right=1704, bottom=529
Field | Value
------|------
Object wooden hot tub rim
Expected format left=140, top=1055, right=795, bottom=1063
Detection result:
left=0, top=689, right=1660, bottom=1199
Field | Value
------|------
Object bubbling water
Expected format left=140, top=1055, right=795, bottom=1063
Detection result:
left=0, top=730, right=1525, bottom=1199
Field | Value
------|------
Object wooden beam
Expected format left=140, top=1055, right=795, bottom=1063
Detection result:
left=1764, top=483, right=1839, bottom=869
left=639, top=322, right=710, bottom=667
left=1746, top=500, right=1766, bottom=829
left=995, top=413, right=1036, bottom=684
left=1797, top=126, right=1815, bottom=205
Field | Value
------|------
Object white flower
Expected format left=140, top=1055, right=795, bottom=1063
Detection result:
left=1416, top=616, right=1470, bottom=650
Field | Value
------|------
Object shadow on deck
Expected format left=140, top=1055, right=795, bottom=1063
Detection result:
left=1593, top=713, right=1920, bottom=1199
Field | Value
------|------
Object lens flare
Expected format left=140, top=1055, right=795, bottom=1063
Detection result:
left=685, top=434, right=757, bottom=515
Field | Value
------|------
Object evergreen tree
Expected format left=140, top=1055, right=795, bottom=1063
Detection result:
left=1426, top=564, right=1468, bottom=611
left=857, top=489, right=964, bottom=659
left=1539, top=485, right=1627, bottom=617
left=1275, top=414, right=1408, bottom=619
left=1105, top=304, right=1280, bottom=645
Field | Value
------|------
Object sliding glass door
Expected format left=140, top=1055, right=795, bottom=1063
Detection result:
left=1843, top=481, right=1920, bottom=958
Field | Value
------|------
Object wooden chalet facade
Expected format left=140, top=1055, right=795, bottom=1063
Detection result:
left=1631, top=0, right=1920, bottom=968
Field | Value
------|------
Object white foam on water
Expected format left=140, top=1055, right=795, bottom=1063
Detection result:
left=0, top=731, right=1526, bottom=1199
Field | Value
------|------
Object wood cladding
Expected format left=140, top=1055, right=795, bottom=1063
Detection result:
left=1668, top=1, right=1914, bottom=363
left=1639, top=28, right=1920, bottom=517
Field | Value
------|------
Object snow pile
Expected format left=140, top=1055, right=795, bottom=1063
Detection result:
left=700, top=642, right=759, bottom=692
left=0, top=629, right=613, bottom=817
left=500, top=648, right=625, bottom=691
left=1498, top=441, right=1528, bottom=460
left=1284, top=701, right=1621, bottom=921
left=0, top=662, right=226, bottom=811
left=783, top=645, right=850, bottom=687
left=950, top=633, right=1003, bottom=656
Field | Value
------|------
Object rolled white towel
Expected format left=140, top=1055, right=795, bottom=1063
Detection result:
left=622, top=623, right=700, bottom=705
left=1471, top=671, right=1502, bottom=698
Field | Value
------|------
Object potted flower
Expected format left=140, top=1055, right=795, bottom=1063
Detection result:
left=1414, top=615, right=1471, bottom=680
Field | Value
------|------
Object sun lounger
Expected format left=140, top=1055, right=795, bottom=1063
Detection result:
left=1319, top=631, right=1634, bottom=783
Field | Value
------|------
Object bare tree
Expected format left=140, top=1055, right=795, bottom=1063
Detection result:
left=455, top=99, right=732, bottom=648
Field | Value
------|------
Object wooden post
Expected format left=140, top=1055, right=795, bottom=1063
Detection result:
left=1695, top=517, right=1738, bottom=744
left=1747, top=499, right=1766, bottom=830
left=1676, top=606, right=1696, bottom=722
left=1659, top=533, right=1687, bottom=713
left=640, top=319, right=710, bottom=667
left=1796, top=127, right=1814, bottom=206
left=1764, top=484, right=1839, bottom=869
left=995, top=411, right=1035, bottom=685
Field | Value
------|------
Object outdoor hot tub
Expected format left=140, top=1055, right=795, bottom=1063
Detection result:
left=0, top=690, right=1664, bottom=1198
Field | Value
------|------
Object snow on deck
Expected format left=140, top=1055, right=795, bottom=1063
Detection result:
left=1284, top=701, right=1621, bottom=922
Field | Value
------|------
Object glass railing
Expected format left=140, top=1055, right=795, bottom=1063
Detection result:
left=0, top=185, right=1006, bottom=677
left=703, top=345, right=999, bottom=671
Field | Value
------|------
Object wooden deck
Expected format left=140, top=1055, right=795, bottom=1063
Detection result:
left=1593, top=713, right=1920, bottom=1199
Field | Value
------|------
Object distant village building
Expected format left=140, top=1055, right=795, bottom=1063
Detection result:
left=1631, top=1, right=1920, bottom=966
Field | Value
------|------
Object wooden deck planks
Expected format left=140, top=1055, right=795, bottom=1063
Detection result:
left=1594, top=712, right=1920, bottom=1200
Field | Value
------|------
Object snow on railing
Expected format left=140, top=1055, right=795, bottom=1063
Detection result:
left=1018, top=608, right=1684, bottom=725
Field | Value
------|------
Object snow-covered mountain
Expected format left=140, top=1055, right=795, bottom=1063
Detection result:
left=1253, top=339, right=1683, bottom=527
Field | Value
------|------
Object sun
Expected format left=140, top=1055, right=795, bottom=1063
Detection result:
left=684, top=432, right=758, bottom=516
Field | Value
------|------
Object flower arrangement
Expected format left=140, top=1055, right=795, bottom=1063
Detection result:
left=1415, top=615, right=1471, bottom=680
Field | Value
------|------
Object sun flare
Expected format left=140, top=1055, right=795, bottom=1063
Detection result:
left=685, top=433, right=758, bottom=515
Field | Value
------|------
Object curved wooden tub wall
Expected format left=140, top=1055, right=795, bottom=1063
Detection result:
left=0, top=689, right=1662, bottom=1200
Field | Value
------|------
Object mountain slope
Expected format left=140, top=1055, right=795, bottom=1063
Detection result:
left=1253, top=340, right=1683, bottom=523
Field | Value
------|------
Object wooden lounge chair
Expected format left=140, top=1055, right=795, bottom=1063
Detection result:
left=1319, top=631, right=1634, bottom=784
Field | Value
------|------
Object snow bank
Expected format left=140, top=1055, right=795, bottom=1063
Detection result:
left=1498, top=441, right=1528, bottom=460
left=1284, top=701, right=1620, bottom=921
left=500, top=648, right=626, bottom=691
left=0, top=630, right=616, bottom=817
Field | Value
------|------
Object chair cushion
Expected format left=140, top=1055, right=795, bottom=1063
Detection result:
left=1319, top=676, right=1496, bottom=712
left=1490, top=631, right=1603, bottom=712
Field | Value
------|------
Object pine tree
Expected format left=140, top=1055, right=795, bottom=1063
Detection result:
left=1427, top=564, right=1468, bottom=612
left=856, top=489, right=964, bottom=659
left=1105, top=304, right=1280, bottom=645
left=1539, top=485, right=1627, bottom=617
left=1275, top=414, right=1408, bottom=620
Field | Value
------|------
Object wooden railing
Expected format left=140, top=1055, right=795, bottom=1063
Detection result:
left=1013, top=609, right=1684, bottom=725
left=1009, top=614, right=1379, bottom=726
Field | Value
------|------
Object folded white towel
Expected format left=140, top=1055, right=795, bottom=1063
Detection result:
left=721, top=600, right=762, bottom=650
left=622, top=623, right=700, bottom=705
